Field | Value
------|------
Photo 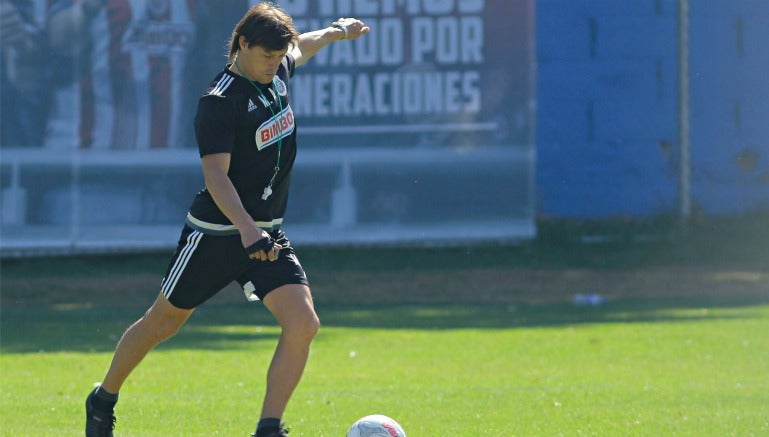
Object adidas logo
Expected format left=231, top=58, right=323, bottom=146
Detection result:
left=248, top=99, right=257, bottom=112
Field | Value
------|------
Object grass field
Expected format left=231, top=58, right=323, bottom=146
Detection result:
left=2, top=217, right=768, bottom=436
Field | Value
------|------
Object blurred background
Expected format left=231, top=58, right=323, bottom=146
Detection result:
left=1, top=0, right=767, bottom=256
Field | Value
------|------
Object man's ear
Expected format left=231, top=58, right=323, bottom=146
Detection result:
left=239, top=35, right=249, bottom=50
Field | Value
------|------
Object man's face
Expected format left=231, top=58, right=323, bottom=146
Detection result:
left=243, top=44, right=288, bottom=84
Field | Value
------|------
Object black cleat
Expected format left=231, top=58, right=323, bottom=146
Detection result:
left=85, top=388, right=116, bottom=437
left=252, top=423, right=290, bottom=437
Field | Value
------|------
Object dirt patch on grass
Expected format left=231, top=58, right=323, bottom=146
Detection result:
left=4, top=217, right=768, bottom=309
left=3, top=263, right=767, bottom=309
left=309, top=266, right=769, bottom=305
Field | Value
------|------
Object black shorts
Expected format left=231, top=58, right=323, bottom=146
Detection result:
left=160, top=226, right=309, bottom=309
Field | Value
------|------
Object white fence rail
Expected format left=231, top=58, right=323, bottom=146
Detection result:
left=0, top=146, right=535, bottom=257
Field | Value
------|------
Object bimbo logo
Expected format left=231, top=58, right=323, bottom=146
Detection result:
left=255, top=106, right=295, bottom=150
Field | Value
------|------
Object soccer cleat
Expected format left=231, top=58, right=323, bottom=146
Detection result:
left=85, top=389, right=116, bottom=437
left=252, top=423, right=290, bottom=437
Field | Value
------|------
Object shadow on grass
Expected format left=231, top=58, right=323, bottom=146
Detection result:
left=2, top=214, right=767, bottom=353
left=2, top=295, right=767, bottom=354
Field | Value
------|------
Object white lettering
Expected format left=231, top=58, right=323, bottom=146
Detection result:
left=286, top=0, right=490, bottom=124
left=292, top=71, right=482, bottom=117
left=423, top=0, right=453, bottom=14
left=298, top=16, right=480, bottom=67
left=291, top=75, right=313, bottom=114
left=463, top=70, right=480, bottom=112
left=313, top=74, right=331, bottom=116
left=353, top=73, right=375, bottom=115
left=354, top=0, right=378, bottom=15
left=380, top=19, right=403, bottom=64
left=380, top=0, right=400, bottom=14
left=303, top=18, right=404, bottom=67
left=402, top=72, right=422, bottom=114
left=329, top=37, right=356, bottom=65
left=461, top=16, right=484, bottom=62
left=292, top=18, right=324, bottom=33
left=374, top=74, right=391, bottom=115
left=459, top=0, right=484, bottom=14
left=410, top=17, right=484, bottom=64
left=444, top=71, right=462, bottom=112
left=332, top=75, right=353, bottom=115
left=319, top=0, right=351, bottom=15
left=280, top=0, right=308, bottom=15
left=423, top=72, right=443, bottom=113
left=411, top=17, right=434, bottom=63
left=255, top=106, right=295, bottom=150
left=356, top=27, right=379, bottom=65
left=436, top=16, right=459, bottom=63
left=315, top=0, right=485, bottom=16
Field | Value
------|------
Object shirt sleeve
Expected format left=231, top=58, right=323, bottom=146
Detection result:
left=194, top=94, right=236, bottom=157
left=284, top=53, right=296, bottom=78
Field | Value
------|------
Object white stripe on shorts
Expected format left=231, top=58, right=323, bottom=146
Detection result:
left=162, top=230, right=203, bottom=299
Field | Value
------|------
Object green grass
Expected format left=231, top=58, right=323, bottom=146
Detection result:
left=2, top=303, right=768, bottom=435
left=2, top=215, right=769, bottom=435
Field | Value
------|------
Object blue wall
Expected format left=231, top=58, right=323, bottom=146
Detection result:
left=536, top=0, right=769, bottom=218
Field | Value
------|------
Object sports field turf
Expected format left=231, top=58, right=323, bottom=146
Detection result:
left=2, top=217, right=768, bottom=435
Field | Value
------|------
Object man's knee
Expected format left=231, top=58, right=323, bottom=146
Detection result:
left=265, top=285, right=320, bottom=341
left=306, top=313, right=320, bottom=339
left=285, top=311, right=320, bottom=342
left=142, top=299, right=192, bottom=343
left=139, top=313, right=185, bottom=343
left=156, top=316, right=186, bottom=342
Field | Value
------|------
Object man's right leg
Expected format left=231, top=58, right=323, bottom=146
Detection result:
left=86, top=293, right=193, bottom=436
left=101, top=293, right=193, bottom=393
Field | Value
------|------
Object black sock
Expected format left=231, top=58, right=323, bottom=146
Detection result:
left=256, top=417, right=282, bottom=432
left=92, top=386, right=119, bottom=412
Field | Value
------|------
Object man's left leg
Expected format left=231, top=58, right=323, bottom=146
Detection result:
left=258, top=284, right=319, bottom=430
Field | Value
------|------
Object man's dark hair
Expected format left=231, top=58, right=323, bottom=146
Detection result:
left=228, top=2, right=299, bottom=60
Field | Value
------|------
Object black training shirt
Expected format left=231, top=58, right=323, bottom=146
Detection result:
left=186, top=55, right=297, bottom=235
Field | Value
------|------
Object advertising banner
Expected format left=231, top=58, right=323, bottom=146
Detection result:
left=0, top=0, right=536, bottom=254
left=284, top=0, right=534, bottom=149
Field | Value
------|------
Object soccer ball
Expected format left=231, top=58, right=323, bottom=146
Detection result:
left=346, top=414, right=407, bottom=437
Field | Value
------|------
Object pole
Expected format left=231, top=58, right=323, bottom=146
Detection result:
left=678, top=0, right=691, bottom=227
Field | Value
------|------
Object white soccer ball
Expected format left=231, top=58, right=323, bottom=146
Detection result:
left=346, top=414, right=407, bottom=437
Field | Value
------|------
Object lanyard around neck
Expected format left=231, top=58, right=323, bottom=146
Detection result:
left=233, top=58, right=284, bottom=200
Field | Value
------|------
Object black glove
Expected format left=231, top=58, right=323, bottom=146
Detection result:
left=245, top=237, right=274, bottom=258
